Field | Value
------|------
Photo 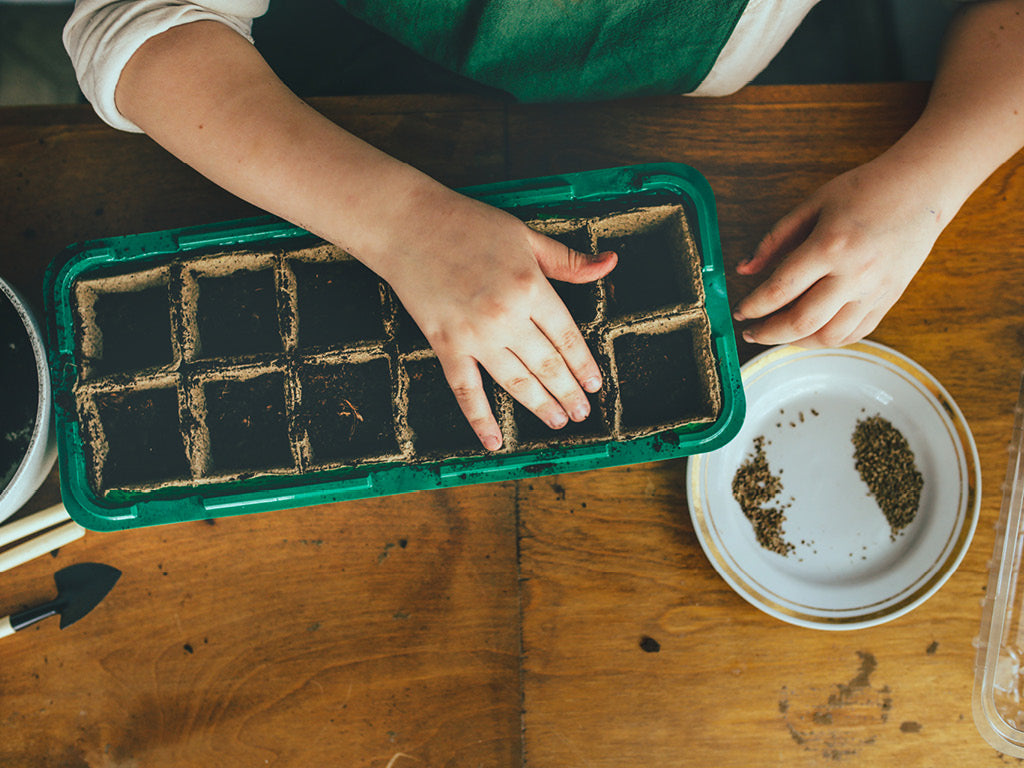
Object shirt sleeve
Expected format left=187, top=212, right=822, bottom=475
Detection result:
left=63, top=0, right=270, bottom=133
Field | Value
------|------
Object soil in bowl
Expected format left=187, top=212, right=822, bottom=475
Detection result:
left=0, top=294, right=39, bottom=491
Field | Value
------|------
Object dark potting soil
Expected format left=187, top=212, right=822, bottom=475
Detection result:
left=552, top=279, right=601, bottom=326
left=598, top=223, right=693, bottom=319
left=297, top=358, right=399, bottom=465
left=0, top=294, right=38, bottom=491
left=91, top=285, right=174, bottom=375
left=614, top=327, right=705, bottom=431
left=545, top=225, right=601, bottom=324
left=404, top=356, right=494, bottom=456
left=204, top=374, right=293, bottom=474
left=93, top=387, right=190, bottom=491
left=291, top=259, right=386, bottom=349
left=513, top=388, right=609, bottom=446
left=197, top=269, right=281, bottom=358
left=392, top=301, right=430, bottom=353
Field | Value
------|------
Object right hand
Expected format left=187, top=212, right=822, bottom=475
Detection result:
left=372, top=186, right=617, bottom=451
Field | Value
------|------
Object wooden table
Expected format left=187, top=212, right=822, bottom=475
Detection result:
left=2, top=84, right=1023, bottom=767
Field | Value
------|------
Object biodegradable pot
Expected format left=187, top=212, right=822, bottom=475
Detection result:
left=0, top=278, right=57, bottom=524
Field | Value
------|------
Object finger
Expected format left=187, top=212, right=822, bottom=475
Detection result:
left=532, top=291, right=603, bottom=394
left=738, top=201, right=819, bottom=276
left=740, top=277, right=848, bottom=346
left=477, top=348, right=570, bottom=430
left=733, top=246, right=830, bottom=323
left=512, top=321, right=593, bottom=422
left=436, top=355, right=504, bottom=451
left=838, top=306, right=887, bottom=346
left=529, top=230, right=618, bottom=284
left=789, top=300, right=869, bottom=350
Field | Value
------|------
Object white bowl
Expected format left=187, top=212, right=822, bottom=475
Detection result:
left=0, top=278, right=57, bottom=525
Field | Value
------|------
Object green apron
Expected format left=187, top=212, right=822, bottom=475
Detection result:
left=335, top=0, right=750, bottom=101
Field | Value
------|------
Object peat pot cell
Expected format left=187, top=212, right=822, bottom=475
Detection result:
left=90, top=387, right=190, bottom=493
left=552, top=280, right=600, bottom=326
left=513, top=388, right=609, bottom=447
left=596, top=208, right=697, bottom=320
left=612, top=326, right=714, bottom=432
left=87, top=285, right=174, bottom=375
left=404, top=356, right=493, bottom=457
left=529, top=222, right=600, bottom=325
left=203, top=374, right=293, bottom=475
left=298, top=358, right=400, bottom=466
left=196, top=269, right=282, bottom=358
left=291, top=259, right=386, bottom=349
left=393, top=301, right=429, bottom=353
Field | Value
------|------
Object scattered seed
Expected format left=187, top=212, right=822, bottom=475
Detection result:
left=731, top=436, right=794, bottom=556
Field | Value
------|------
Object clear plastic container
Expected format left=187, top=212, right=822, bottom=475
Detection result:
left=974, top=367, right=1024, bottom=755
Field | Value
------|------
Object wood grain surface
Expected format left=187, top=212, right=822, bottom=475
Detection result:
left=2, top=85, right=1023, bottom=767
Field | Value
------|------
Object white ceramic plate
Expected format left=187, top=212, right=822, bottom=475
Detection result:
left=687, top=341, right=980, bottom=630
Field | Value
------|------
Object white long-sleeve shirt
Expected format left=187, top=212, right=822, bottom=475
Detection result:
left=64, top=0, right=822, bottom=132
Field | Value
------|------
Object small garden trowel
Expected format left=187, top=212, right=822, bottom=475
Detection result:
left=0, top=562, right=121, bottom=638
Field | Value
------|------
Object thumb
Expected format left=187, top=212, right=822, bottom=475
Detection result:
left=531, top=232, right=618, bottom=284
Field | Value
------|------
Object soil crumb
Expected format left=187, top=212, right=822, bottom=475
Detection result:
left=731, top=436, right=794, bottom=556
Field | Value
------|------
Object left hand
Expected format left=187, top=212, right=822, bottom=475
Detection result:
left=732, top=155, right=948, bottom=348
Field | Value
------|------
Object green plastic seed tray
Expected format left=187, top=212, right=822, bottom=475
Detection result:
left=44, top=163, right=744, bottom=531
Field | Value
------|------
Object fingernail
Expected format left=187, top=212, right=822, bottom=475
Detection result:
left=549, top=410, right=569, bottom=429
left=570, top=402, right=590, bottom=422
left=482, top=433, right=502, bottom=451
left=582, top=376, right=602, bottom=392
left=733, top=311, right=745, bottom=322
left=742, top=330, right=755, bottom=343
left=587, top=250, right=615, bottom=262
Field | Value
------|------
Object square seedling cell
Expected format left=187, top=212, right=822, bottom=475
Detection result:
left=196, top=268, right=282, bottom=358
left=88, top=284, right=174, bottom=376
left=511, top=332, right=611, bottom=446
left=596, top=208, right=698, bottom=320
left=529, top=220, right=600, bottom=325
left=393, top=300, right=430, bottom=353
left=89, top=386, right=190, bottom=492
left=291, top=258, right=386, bottom=349
left=297, top=357, right=399, bottom=466
left=404, top=356, right=494, bottom=457
left=203, top=373, right=293, bottom=475
left=613, top=325, right=713, bottom=432
left=512, top=388, right=610, bottom=447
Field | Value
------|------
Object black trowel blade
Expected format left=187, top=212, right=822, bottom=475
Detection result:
left=54, top=562, right=121, bottom=629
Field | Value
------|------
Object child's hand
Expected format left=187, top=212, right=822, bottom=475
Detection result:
left=374, top=187, right=617, bottom=451
left=732, top=156, right=947, bottom=348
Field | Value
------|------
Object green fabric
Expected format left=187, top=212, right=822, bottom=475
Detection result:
left=334, top=0, right=750, bottom=102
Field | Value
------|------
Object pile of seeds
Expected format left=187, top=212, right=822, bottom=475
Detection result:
left=731, top=436, right=794, bottom=556
left=852, top=415, right=923, bottom=536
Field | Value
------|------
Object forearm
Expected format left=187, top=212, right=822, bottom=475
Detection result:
left=874, top=0, right=1024, bottom=225
left=114, top=19, right=447, bottom=279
